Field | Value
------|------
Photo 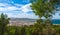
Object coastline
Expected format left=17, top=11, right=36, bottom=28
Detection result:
left=53, top=24, right=60, bottom=25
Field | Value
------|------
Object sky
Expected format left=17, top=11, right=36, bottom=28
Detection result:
left=0, top=0, right=60, bottom=19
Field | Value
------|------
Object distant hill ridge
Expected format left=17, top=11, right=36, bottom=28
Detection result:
left=10, top=18, right=60, bottom=24
left=10, top=18, right=37, bottom=21
left=10, top=18, right=37, bottom=22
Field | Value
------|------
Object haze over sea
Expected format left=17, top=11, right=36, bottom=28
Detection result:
left=10, top=18, right=60, bottom=24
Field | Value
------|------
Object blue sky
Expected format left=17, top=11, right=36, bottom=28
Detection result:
left=0, top=0, right=60, bottom=19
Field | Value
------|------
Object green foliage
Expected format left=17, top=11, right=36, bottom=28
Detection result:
left=0, top=13, right=10, bottom=35
left=0, top=0, right=60, bottom=35
left=30, top=0, right=60, bottom=18
left=30, top=0, right=60, bottom=35
left=20, top=26, right=26, bottom=35
left=31, top=0, right=55, bottom=18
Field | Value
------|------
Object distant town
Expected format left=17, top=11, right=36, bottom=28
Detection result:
left=8, top=18, right=37, bottom=26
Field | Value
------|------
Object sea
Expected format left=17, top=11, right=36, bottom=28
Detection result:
left=52, top=19, right=60, bottom=24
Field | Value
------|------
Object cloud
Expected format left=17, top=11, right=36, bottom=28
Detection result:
left=0, top=3, right=32, bottom=12
left=0, top=0, right=60, bottom=19
left=0, top=3, right=7, bottom=7
left=0, top=3, right=21, bottom=11
left=7, top=13, right=39, bottom=19
left=20, top=3, right=32, bottom=13
left=52, top=11, right=60, bottom=19
left=0, top=2, right=39, bottom=19
left=14, top=4, right=24, bottom=7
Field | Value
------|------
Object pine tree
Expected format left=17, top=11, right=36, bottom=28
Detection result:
left=0, top=13, right=10, bottom=35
